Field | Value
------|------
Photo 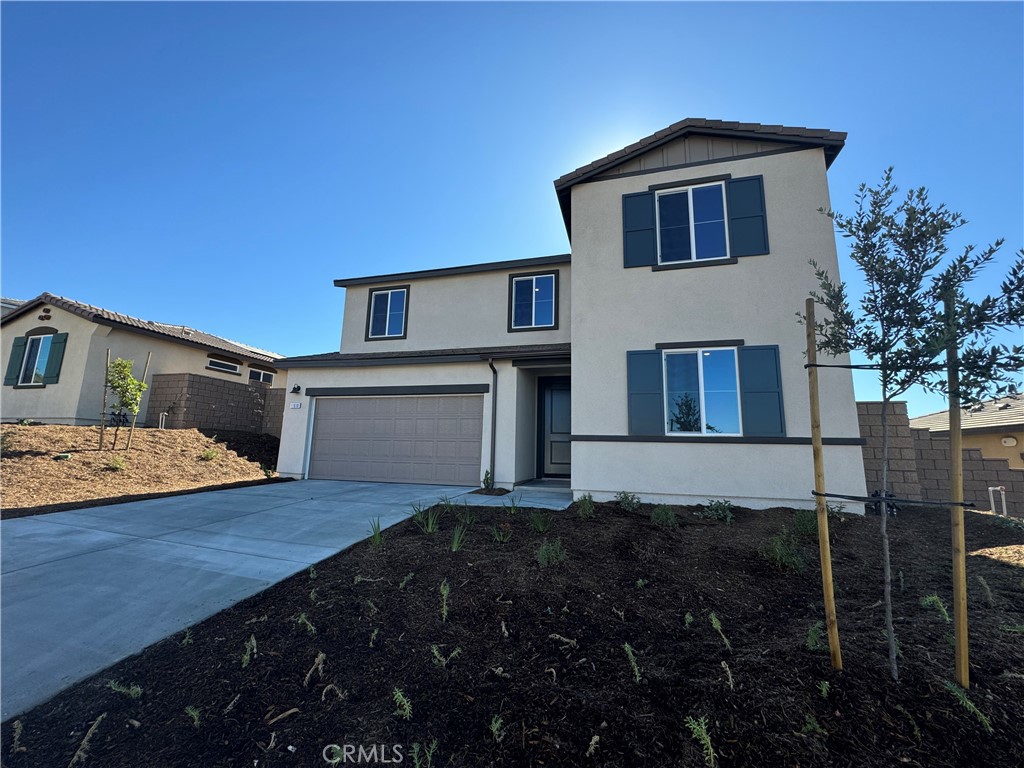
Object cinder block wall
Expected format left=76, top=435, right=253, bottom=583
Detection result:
left=857, top=401, right=1023, bottom=516
left=147, top=373, right=283, bottom=435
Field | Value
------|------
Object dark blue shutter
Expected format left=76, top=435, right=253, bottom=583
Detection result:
left=4, top=337, right=28, bottom=386
left=738, top=345, right=786, bottom=436
left=622, top=192, right=657, bottom=268
left=727, top=176, right=769, bottom=257
left=41, top=333, right=68, bottom=384
left=627, top=350, right=664, bottom=435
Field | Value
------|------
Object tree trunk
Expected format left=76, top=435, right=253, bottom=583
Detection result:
left=879, top=395, right=899, bottom=681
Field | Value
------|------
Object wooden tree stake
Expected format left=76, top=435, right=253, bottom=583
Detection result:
left=125, top=351, right=152, bottom=452
left=99, top=349, right=111, bottom=451
left=944, top=294, right=969, bottom=688
left=805, top=298, right=843, bottom=671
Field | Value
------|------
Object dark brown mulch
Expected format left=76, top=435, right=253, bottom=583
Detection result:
left=470, top=487, right=512, bottom=496
left=3, top=504, right=1022, bottom=767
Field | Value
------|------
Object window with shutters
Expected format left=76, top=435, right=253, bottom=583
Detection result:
left=657, top=183, right=729, bottom=263
left=18, top=334, right=53, bottom=386
left=4, top=329, right=69, bottom=388
left=664, top=348, right=741, bottom=435
left=366, top=286, right=409, bottom=340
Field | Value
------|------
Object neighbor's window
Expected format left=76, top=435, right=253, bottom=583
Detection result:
left=657, top=182, right=729, bottom=263
left=249, top=369, right=274, bottom=384
left=19, top=335, right=53, bottom=386
left=367, top=287, right=408, bottom=339
left=207, top=359, right=240, bottom=374
left=664, top=348, right=740, bottom=435
left=510, top=273, right=556, bottom=330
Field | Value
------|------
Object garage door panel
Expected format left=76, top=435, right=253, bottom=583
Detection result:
left=309, top=395, right=483, bottom=485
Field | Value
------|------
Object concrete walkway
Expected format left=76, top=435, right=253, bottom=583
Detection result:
left=0, top=480, right=572, bottom=719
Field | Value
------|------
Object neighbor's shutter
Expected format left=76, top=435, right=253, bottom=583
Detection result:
left=41, top=333, right=68, bottom=385
left=4, top=337, right=28, bottom=386
left=738, top=345, right=786, bottom=437
left=727, top=176, right=769, bottom=257
left=622, top=192, right=657, bottom=268
left=627, top=350, right=664, bottom=435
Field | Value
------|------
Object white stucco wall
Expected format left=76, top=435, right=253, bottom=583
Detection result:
left=338, top=264, right=571, bottom=353
left=568, top=147, right=866, bottom=507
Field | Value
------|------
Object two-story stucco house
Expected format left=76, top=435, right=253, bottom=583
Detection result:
left=276, top=118, right=867, bottom=508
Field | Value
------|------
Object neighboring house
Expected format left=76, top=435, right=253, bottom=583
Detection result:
left=1, top=293, right=282, bottom=427
left=1, top=298, right=25, bottom=317
left=276, top=118, right=867, bottom=508
left=910, top=397, right=1024, bottom=469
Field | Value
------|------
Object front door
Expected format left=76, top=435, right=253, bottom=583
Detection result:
left=539, top=377, right=571, bottom=477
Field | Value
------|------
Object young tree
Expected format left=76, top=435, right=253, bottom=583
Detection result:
left=806, top=168, right=1023, bottom=682
left=106, top=358, right=147, bottom=450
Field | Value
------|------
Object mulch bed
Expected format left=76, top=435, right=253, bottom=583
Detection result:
left=3, top=503, right=1023, bottom=767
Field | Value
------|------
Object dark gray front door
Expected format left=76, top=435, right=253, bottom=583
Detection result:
left=540, top=378, right=571, bottom=477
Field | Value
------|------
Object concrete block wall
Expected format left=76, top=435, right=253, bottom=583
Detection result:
left=147, top=373, right=284, bottom=435
left=857, top=401, right=1023, bottom=516
left=261, top=387, right=285, bottom=438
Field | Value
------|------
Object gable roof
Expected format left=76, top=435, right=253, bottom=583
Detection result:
left=552, top=117, right=847, bottom=235
left=910, top=397, right=1024, bottom=433
left=2, top=293, right=282, bottom=363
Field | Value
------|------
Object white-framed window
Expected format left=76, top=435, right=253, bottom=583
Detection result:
left=207, top=358, right=241, bottom=374
left=367, top=287, right=408, bottom=339
left=19, top=334, right=53, bottom=386
left=510, top=273, right=556, bottom=330
left=663, top=347, right=741, bottom=435
left=656, top=182, right=730, bottom=264
left=249, top=369, right=274, bottom=384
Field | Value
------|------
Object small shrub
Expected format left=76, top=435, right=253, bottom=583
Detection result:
left=615, top=491, right=641, bottom=512
left=0, top=430, right=12, bottom=455
left=801, top=714, right=827, bottom=736
left=455, top=505, right=476, bottom=527
left=709, top=612, right=732, bottom=652
left=184, top=705, right=201, bottom=729
left=503, top=496, right=520, bottom=516
left=482, top=469, right=494, bottom=490
left=684, top=612, right=694, bottom=629
left=818, top=680, right=831, bottom=698
left=399, top=572, right=415, bottom=589
left=411, top=504, right=442, bottom=534
left=450, top=523, right=468, bottom=552
left=975, top=574, right=996, bottom=607
left=411, top=741, right=438, bottom=768
left=180, top=628, right=193, bottom=646
left=489, top=715, right=506, bottom=742
left=241, top=634, right=257, bottom=668
left=920, top=594, right=951, bottom=622
left=635, top=578, right=648, bottom=589
left=392, top=687, right=413, bottom=720
left=438, top=496, right=458, bottom=515
left=577, top=493, right=595, bottom=519
left=536, top=538, right=567, bottom=567
left=368, top=517, right=384, bottom=548
left=806, top=621, right=827, bottom=652
left=760, top=527, right=806, bottom=571
left=826, top=501, right=846, bottom=519
left=490, top=525, right=512, bottom=543
left=684, top=715, right=716, bottom=768
left=431, top=645, right=462, bottom=668
left=651, top=505, right=677, bottom=527
left=198, top=448, right=218, bottom=461
left=530, top=511, right=552, bottom=533
left=106, top=680, right=142, bottom=699
left=439, top=579, right=450, bottom=622
left=944, top=680, right=993, bottom=734
left=793, top=508, right=819, bottom=538
left=622, top=642, right=642, bottom=683
left=699, top=499, right=734, bottom=524
left=296, top=613, right=316, bottom=635
left=105, top=455, right=127, bottom=472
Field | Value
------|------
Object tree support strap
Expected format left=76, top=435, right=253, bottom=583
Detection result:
left=811, top=490, right=976, bottom=508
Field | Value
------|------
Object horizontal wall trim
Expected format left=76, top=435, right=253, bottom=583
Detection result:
left=656, top=339, right=744, bottom=350
left=571, top=434, right=866, bottom=446
left=307, top=384, right=489, bottom=397
left=334, top=254, right=571, bottom=287
left=511, top=356, right=571, bottom=368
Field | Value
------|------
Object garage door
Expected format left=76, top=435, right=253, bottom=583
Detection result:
left=308, top=395, right=483, bottom=485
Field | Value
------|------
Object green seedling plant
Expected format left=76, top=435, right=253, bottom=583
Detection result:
left=818, top=680, right=831, bottom=699
left=393, top=687, right=413, bottom=720
left=760, top=527, right=806, bottom=571
left=536, top=538, right=567, bottom=567
left=199, top=448, right=218, bottom=461
left=106, top=680, right=142, bottom=699
left=304, top=651, right=326, bottom=688
left=944, top=681, right=993, bottom=734
left=440, top=579, right=450, bottom=622
left=68, top=712, right=106, bottom=767
left=577, top=492, right=595, bottom=519
left=180, top=628, right=193, bottom=646
left=651, top=505, right=677, bottom=527
left=623, top=642, right=642, bottom=683
left=455, top=505, right=476, bottom=526
left=975, top=575, right=996, bottom=607
left=431, top=645, right=462, bottom=668
left=9, top=720, right=25, bottom=755
left=1000, top=624, right=1024, bottom=633
left=308, top=566, right=317, bottom=580
left=489, top=715, right=506, bottom=743
left=503, top=496, right=520, bottom=516
left=490, top=524, right=512, bottom=543
left=105, top=455, right=126, bottom=472
left=241, top=634, right=257, bottom=668
left=806, top=621, right=827, bottom=651
left=297, top=613, right=317, bottom=635
left=414, top=505, right=442, bottom=534
left=399, top=572, right=415, bottom=589
left=709, top=612, right=732, bottom=652
left=369, top=628, right=379, bottom=647
left=684, top=612, right=694, bottom=629
left=438, top=496, right=458, bottom=516
left=184, top=705, right=201, bottom=729
left=635, top=578, right=648, bottom=589
left=411, top=740, right=438, bottom=768
left=482, top=469, right=494, bottom=490
left=368, top=517, right=384, bottom=548
left=615, top=491, right=641, bottom=512
left=531, top=511, right=552, bottom=532
left=793, top=508, right=818, bottom=538
left=920, top=594, right=951, bottom=622
left=801, top=714, right=827, bottom=736
left=684, top=715, right=716, bottom=768
left=700, top=499, right=735, bottom=524
left=450, top=523, right=468, bottom=552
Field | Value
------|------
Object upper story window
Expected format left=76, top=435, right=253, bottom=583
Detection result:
left=657, top=183, right=729, bottom=263
left=19, top=334, right=53, bottom=386
left=664, top=348, right=740, bottom=435
left=508, top=272, right=558, bottom=332
left=366, top=286, right=408, bottom=340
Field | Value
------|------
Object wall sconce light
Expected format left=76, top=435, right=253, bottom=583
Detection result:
left=291, top=385, right=302, bottom=394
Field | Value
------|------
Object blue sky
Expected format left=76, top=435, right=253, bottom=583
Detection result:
left=2, top=1, right=1021, bottom=417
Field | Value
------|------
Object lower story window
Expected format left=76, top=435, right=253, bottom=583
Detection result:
left=19, top=335, right=53, bottom=386
left=249, top=369, right=274, bottom=384
left=207, top=359, right=240, bottom=374
left=664, top=348, right=740, bottom=435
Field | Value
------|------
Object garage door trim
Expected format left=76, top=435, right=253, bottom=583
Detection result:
left=306, top=384, right=489, bottom=397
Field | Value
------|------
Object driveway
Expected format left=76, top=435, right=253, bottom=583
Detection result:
left=0, top=480, right=570, bottom=719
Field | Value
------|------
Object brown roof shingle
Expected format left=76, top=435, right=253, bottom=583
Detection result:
left=910, top=397, right=1024, bottom=433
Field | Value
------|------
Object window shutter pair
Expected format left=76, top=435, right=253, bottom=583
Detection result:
left=626, top=345, right=785, bottom=437
left=622, top=176, right=769, bottom=267
left=3, top=333, right=68, bottom=386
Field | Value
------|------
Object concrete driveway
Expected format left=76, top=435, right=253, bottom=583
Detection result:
left=1, top=479, right=568, bottom=720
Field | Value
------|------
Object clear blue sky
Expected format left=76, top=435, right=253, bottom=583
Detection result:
left=3, top=2, right=1021, bottom=417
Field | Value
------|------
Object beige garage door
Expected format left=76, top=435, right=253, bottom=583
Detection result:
left=308, top=395, right=483, bottom=485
